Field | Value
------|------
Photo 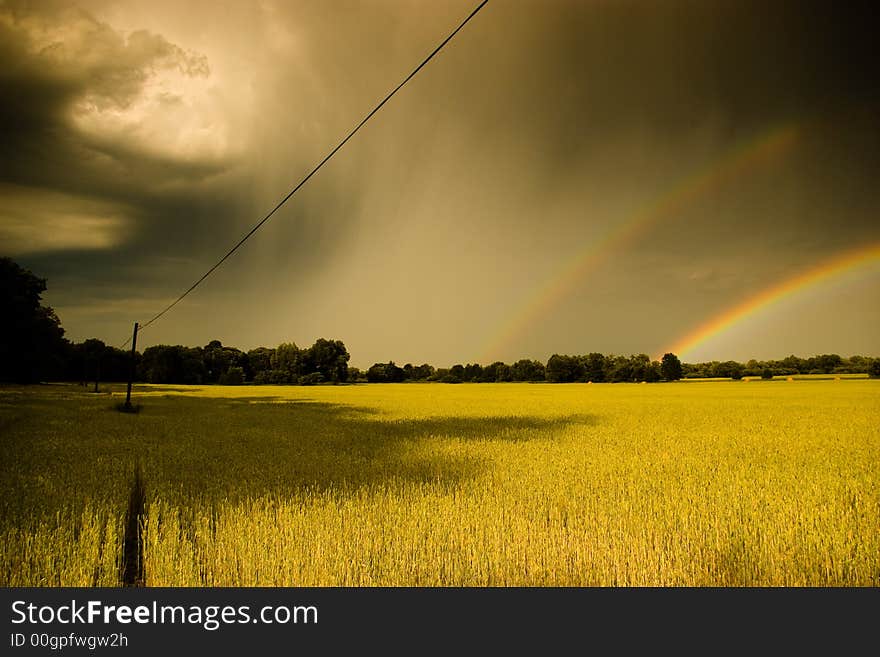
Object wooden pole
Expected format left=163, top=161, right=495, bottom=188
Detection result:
left=124, top=322, right=138, bottom=410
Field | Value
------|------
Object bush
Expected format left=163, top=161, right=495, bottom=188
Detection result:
left=298, top=372, right=325, bottom=386
left=761, top=369, right=774, bottom=380
left=253, top=369, right=291, bottom=384
left=219, top=366, right=244, bottom=385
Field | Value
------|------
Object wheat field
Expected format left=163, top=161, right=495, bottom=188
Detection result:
left=1, top=379, right=877, bottom=586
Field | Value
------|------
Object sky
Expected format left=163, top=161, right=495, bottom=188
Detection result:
left=1, top=0, right=878, bottom=368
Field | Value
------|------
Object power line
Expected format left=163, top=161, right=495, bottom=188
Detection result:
left=123, top=0, right=489, bottom=347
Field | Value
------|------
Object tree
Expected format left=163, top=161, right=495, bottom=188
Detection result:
left=464, top=363, right=483, bottom=382
left=247, top=347, right=275, bottom=380
left=0, top=257, right=66, bottom=382
left=366, top=363, right=385, bottom=382
left=606, top=355, right=632, bottom=383
left=717, top=360, right=744, bottom=380
left=138, top=345, right=205, bottom=384
left=447, top=364, right=465, bottom=383
left=870, top=359, right=880, bottom=378
left=203, top=340, right=247, bottom=383
left=781, top=355, right=806, bottom=374
left=298, top=372, right=324, bottom=386
left=366, top=361, right=404, bottom=383
left=582, top=353, right=606, bottom=383
left=385, top=362, right=405, bottom=382
left=811, top=354, right=842, bottom=374
left=430, top=367, right=450, bottom=381
left=219, top=366, right=244, bottom=385
left=66, top=341, right=130, bottom=384
left=644, top=360, right=662, bottom=383
left=629, top=354, right=652, bottom=382
left=545, top=354, right=582, bottom=382
left=306, top=338, right=350, bottom=383
left=481, top=361, right=511, bottom=382
left=844, top=355, right=868, bottom=373
left=82, top=338, right=107, bottom=391
left=413, top=363, right=435, bottom=380
left=510, top=359, right=545, bottom=382
left=272, top=343, right=303, bottom=383
left=660, top=353, right=683, bottom=381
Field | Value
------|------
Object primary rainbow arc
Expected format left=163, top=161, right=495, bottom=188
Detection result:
left=660, top=242, right=880, bottom=361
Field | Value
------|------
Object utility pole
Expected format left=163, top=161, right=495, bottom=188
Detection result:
left=124, top=322, right=138, bottom=411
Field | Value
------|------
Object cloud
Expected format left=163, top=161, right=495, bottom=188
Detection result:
left=0, top=183, right=130, bottom=254
left=1, top=1, right=209, bottom=110
left=0, top=0, right=231, bottom=230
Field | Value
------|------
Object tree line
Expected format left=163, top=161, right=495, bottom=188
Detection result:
left=3, top=256, right=879, bottom=385
left=59, top=338, right=351, bottom=386
left=367, top=353, right=681, bottom=383
left=53, top=346, right=880, bottom=387
left=682, top=354, right=878, bottom=379
left=362, top=351, right=880, bottom=383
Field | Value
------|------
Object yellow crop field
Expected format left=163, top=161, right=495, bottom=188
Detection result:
left=1, top=380, right=878, bottom=586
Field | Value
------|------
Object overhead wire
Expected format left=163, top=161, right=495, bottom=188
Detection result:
left=122, top=0, right=489, bottom=348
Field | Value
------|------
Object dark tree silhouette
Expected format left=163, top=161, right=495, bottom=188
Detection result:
left=510, top=359, right=545, bottom=382
left=367, top=361, right=404, bottom=383
left=582, top=353, right=606, bottom=382
left=82, top=338, right=107, bottom=391
left=0, top=257, right=66, bottom=382
left=545, top=354, right=581, bottom=382
left=660, top=353, right=683, bottom=381
left=307, top=338, right=350, bottom=383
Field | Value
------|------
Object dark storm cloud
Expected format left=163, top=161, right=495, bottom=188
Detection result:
left=0, top=1, right=235, bottom=257
left=0, top=0, right=249, bottom=319
left=429, top=1, right=877, bottom=163
left=0, top=1, right=217, bottom=183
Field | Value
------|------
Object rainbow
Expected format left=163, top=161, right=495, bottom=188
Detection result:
left=480, top=122, right=801, bottom=362
left=660, top=242, right=880, bottom=361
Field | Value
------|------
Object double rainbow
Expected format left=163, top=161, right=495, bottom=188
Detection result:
left=480, top=122, right=802, bottom=362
